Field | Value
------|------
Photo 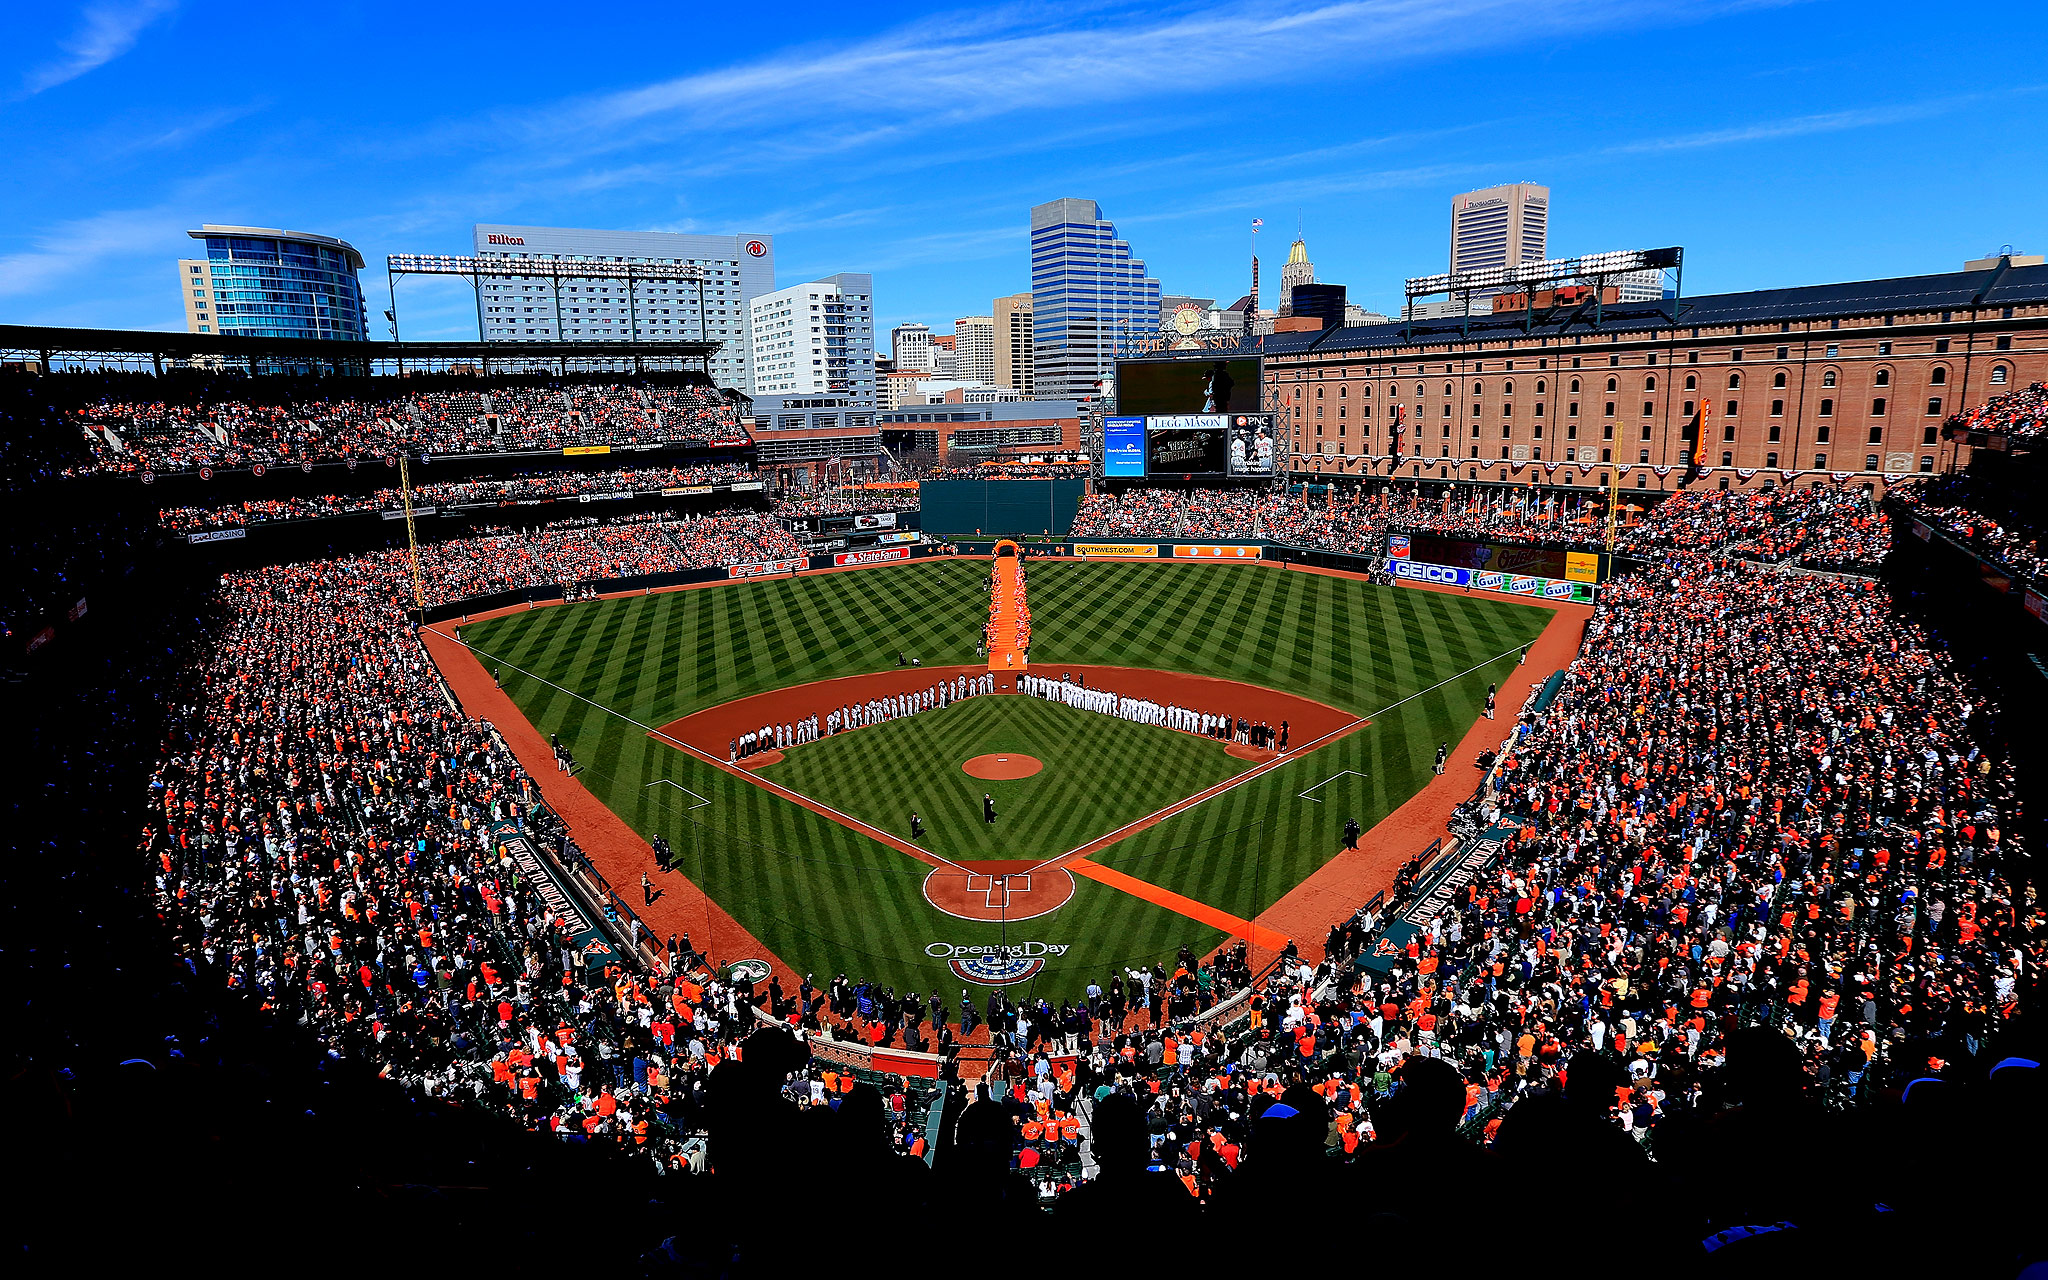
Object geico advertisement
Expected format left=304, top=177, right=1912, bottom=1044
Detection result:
left=1072, top=542, right=1157, bottom=558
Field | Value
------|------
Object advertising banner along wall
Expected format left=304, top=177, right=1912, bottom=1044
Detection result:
left=1072, top=542, right=1159, bottom=558
left=728, top=558, right=805, bottom=578
left=1172, top=544, right=1262, bottom=559
left=833, top=547, right=911, bottom=566
left=1391, top=557, right=1595, bottom=602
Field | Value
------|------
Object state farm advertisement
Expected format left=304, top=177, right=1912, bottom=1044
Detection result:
left=834, top=547, right=911, bottom=566
left=1173, top=545, right=1262, bottom=559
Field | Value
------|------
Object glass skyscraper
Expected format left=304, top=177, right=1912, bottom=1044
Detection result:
left=1029, top=199, right=1161, bottom=404
left=180, top=225, right=368, bottom=341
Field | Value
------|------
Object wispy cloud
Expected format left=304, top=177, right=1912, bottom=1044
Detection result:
left=22, top=0, right=179, bottom=95
left=0, top=204, right=185, bottom=297
left=476, top=0, right=1704, bottom=167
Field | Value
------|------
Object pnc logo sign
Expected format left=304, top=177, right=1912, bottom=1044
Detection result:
left=745, top=240, right=768, bottom=257
left=486, top=234, right=526, bottom=245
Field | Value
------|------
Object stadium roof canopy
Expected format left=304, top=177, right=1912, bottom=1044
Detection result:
left=0, top=323, right=720, bottom=375
left=1155, top=259, right=2048, bottom=358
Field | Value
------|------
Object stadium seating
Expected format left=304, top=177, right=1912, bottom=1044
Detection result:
left=8, top=367, right=2043, bottom=1274
left=62, top=373, right=746, bottom=474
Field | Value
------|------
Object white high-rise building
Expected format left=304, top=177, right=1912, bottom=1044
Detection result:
left=1616, top=270, right=1667, bottom=302
left=1449, top=184, right=1548, bottom=288
left=473, top=224, right=774, bottom=392
left=891, top=322, right=935, bottom=373
left=749, top=273, right=876, bottom=407
left=952, top=316, right=995, bottom=385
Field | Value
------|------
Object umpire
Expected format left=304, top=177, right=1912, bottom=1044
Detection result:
left=983, top=793, right=997, bottom=825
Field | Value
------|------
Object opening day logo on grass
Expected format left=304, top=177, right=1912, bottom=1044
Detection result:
left=723, top=958, right=773, bottom=985
left=926, top=941, right=1070, bottom=985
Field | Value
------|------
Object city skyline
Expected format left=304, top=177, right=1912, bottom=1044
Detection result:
left=2, top=0, right=2043, bottom=357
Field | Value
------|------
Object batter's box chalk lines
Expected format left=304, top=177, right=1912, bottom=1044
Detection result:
left=1298, top=770, right=1369, bottom=803
left=646, top=779, right=712, bottom=809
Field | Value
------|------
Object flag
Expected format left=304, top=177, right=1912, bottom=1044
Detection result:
left=1251, top=218, right=1264, bottom=230
left=1684, top=402, right=1709, bottom=484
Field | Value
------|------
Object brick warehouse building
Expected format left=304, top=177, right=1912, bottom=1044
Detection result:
left=1227, top=256, right=2047, bottom=493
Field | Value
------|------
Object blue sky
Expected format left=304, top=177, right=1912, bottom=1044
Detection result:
left=2, top=0, right=2042, bottom=348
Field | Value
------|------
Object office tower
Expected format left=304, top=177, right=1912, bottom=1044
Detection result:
left=952, top=315, right=995, bottom=385
left=891, top=322, right=935, bottom=373
left=1449, top=183, right=1549, bottom=283
left=993, top=293, right=1033, bottom=395
left=1029, top=199, right=1161, bottom=402
left=1278, top=236, right=1314, bottom=315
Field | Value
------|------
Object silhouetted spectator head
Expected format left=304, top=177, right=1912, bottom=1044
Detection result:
left=947, top=1099, right=1015, bottom=1178
left=1089, top=1092, right=1150, bottom=1172
left=1722, top=1026, right=1809, bottom=1109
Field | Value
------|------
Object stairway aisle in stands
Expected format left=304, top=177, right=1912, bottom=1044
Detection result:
left=986, top=552, right=1029, bottom=671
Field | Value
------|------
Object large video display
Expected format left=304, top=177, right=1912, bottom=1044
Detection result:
left=1117, top=358, right=1262, bottom=415
left=1103, top=417, right=1147, bottom=476
left=1144, top=416, right=1229, bottom=474
left=1228, top=415, right=1275, bottom=475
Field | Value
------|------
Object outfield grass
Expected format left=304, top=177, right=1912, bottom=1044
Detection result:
left=764, top=694, right=1248, bottom=862
left=457, top=559, right=1553, bottom=995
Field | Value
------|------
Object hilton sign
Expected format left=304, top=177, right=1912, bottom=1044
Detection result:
left=486, top=234, right=526, bottom=246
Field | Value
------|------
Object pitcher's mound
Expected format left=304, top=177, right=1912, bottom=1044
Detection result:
left=963, top=753, right=1042, bottom=779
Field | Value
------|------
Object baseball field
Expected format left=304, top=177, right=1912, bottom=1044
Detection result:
left=452, top=557, right=1552, bottom=994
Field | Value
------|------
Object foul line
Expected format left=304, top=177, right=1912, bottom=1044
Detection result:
left=1041, top=639, right=1533, bottom=871
left=428, top=624, right=978, bottom=876
left=645, top=779, right=711, bottom=809
left=1298, top=770, right=1369, bottom=803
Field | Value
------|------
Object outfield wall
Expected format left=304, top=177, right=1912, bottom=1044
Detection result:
left=418, top=543, right=944, bottom=622
left=418, top=535, right=1603, bottom=624
left=918, top=478, right=1085, bottom=538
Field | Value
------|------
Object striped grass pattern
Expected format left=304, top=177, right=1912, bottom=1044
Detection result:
left=764, top=694, right=1249, bottom=862
left=457, top=561, right=1551, bottom=995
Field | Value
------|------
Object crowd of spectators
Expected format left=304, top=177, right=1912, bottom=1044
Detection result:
left=1071, top=482, right=1897, bottom=573
left=67, top=376, right=746, bottom=475
left=772, top=487, right=921, bottom=519
left=912, top=462, right=1093, bottom=480
left=155, top=462, right=757, bottom=532
left=410, top=510, right=804, bottom=602
left=99, top=464, right=2041, bottom=1262
left=1944, top=380, right=2048, bottom=448
left=1889, top=473, right=2048, bottom=584
left=137, top=524, right=1298, bottom=1180
left=1074, top=486, right=1612, bottom=554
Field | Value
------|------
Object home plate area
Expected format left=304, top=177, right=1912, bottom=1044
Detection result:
left=922, top=861, right=1074, bottom=921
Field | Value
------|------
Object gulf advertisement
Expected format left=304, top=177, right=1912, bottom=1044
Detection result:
left=834, top=547, right=911, bottom=566
left=728, top=557, right=805, bottom=578
left=1073, top=542, right=1158, bottom=558
left=1391, top=558, right=1593, bottom=602
left=1172, top=545, right=1262, bottom=559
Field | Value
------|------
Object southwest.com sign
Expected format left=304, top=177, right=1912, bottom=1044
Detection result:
left=1072, top=542, right=1157, bottom=558
left=1392, top=558, right=1593, bottom=602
